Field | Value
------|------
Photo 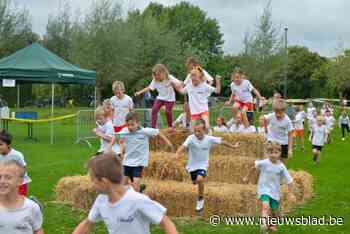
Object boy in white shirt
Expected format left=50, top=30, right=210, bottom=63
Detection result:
left=93, top=107, right=119, bottom=155
left=174, top=119, right=239, bottom=212
left=73, top=154, right=177, bottom=234
left=0, top=130, right=31, bottom=196
left=178, top=66, right=221, bottom=130
left=244, top=142, right=295, bottom=232
left=0, top=160, right=44, bottom=234
left=339, top=111, right=350, bottom=141
left=324, top=109, right=335, bottom=144
left=225, top=68, right=264, bottom=122
left=110, top=81, right=134, bottom=133
left=264, top=99, right=294, bottom=164
left=118, top=112, right=174, bottom=192
left=135, top=64, right=181, bottom=129
left=310, top=116, right=327, bottom=165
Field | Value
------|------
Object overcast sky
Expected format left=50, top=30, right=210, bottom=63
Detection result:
left=20, top=0, right=350, bottom=57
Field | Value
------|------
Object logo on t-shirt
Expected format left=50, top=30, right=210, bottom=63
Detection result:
left=119, top=215, right=135, bottom=223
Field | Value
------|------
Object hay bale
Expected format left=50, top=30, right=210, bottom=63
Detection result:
left=54, top=176, right=312, bottom=218
left=150, top=130, right=266, bottom=159
left=289, top=170, right=314, bottom=201
left=145, top=152, right=258, bottom=184
left=55, top=176, right=97, bottom=210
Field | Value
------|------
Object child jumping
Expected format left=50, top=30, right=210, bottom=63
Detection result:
left=225, top=68, right=264, bottom=122
left=339, top=111, right=350, bottom=141
left=94, top=106, right=119, bottom=155
left=310, top=116, right=327, bottom=165
left=178, top=66, right=221, bottom=130
left=73, top=153, right=178, bottom=234
left=264, top=99, right=294, bottom=164
left=117, top=112, right=174, bottom=192
left=110, top=80, right=134, bottom=133
left=174, top=119, right=239, bottom=212
left=0, top=160, right=44, bottom=234
left=0, top=130, right=31, bottom=196
left=244, top=141, right=295, bottom=232
left=135, top=64, right=181, bottom=130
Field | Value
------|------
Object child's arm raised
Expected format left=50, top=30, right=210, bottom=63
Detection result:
left=221, top=140, right=240, bottom=150
left=72, top=218, right=94, bottom=234
left=253, top=87, right=264, bottom=100
left=214, top=75, right=221, bottom=94
left=135, top=87, right=151, bottom=97
left=243, top=164, right=258, bottom=184
left=159, top=216, right=178, bottom=234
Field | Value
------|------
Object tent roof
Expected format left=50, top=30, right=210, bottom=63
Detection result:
left=0, top=43, right=96, bottom=84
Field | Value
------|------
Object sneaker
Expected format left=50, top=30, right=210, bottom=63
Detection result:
left=342, top=138, right=345, bottom=141
left=195, top=199, right=204, bottom=212
left=139, top=184, right=146, bottom=194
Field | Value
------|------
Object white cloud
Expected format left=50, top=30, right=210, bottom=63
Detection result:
left=20, top=0, right=350, bottom=57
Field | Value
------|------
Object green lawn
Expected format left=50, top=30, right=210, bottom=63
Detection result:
left=4, top=107, right=350, bottom=233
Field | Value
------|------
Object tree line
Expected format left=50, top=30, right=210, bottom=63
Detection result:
left=0, top=0, right=349, bottom=106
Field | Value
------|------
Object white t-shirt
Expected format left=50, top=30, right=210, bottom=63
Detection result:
left=0, top=198, right=43, bottom=234
left=213, top=125, right=229, bottom=133
left=226, top=118, right=236, bottom=128
left=183, top=81, right=216, bottom=115
left=257, top=126, right=266, bottom=135
left=294, top=112, right=304, bottom=130
left=229, top=124, right=256, bottom=133
left=0, top=149, right=31, bottom=184
left=265, top=113, right=294, bottom=145
left=184, top=69, right=214, bottom=85
left=88, top=187, right=166, bottom=234
left=230, top=79, right=254, bottom=103
left=183, top=135, right=222, bottom=172
left=311, top=124, right=327, bottom=146
left=118, top=128, right=159, bottom=167
left=97, top=120, right=120, bottom=154
left=111, top=95, right=134, bottom=127
left=307, top=107, right=316, bottom=120
left=174, top=113, right=191, bottom=129
left=324, top=115, right=335, bottom=131
left=339, top=115, right=350, bottom=125
left=255, top=159, right=293, bottom=201
left=149, top=75, right=180, bottom=102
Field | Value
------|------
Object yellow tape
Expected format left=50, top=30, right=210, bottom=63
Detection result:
left=1, top=114, right=76, bottom=123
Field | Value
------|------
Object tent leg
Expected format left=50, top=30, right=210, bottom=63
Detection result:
left=50, top=83, right=55, bottom=144
left=94, top=86, right=97, bottom=109
left=17, top=84, right=20, bottom=108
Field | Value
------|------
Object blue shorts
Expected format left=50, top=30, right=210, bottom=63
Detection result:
left=123, top=166, right=144, bottom=181
left=190, top=169, right=207, bottom=183
left=312, top=145, right=323, bottom=151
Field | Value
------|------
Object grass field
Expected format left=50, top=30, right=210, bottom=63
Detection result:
left=3, top=107, right=350, bottom=233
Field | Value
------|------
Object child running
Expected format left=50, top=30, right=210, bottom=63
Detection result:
left=174, top=119, right=239, bottom=212
left=213, top=116, right=229, bottom=133
left=225, top=68, right=264, bottom=122
left=178, top=66, right=221, bottom=130
left=0, top=130, right=31, bottom=196
left=94, top=106, right=119, bottom=155
left=339, top=111, right=350, bottom=141
left=244, top=142, right=295, bottom=232
left=118, top=112, right=174, bottom=192
left=110, top=81, right=134, bottom=133
left=264, top=99, right=294, bottom=164
left=324, top=109, right=335, bottom=144
left=293, top=105, right=305, bottom=151
left=0, top=160, right=44, bottom=234
left=135, top=64, right=181, bottom=130
left=310, top=116, right=328, bottom=165
left=73, top=154, right=177, bottom=234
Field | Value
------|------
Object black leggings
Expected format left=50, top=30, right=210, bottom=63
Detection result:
left=341, top=124, right=350, bottom=137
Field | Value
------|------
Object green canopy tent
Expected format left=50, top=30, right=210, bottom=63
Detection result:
left=0, top=42, right=96, bottom=143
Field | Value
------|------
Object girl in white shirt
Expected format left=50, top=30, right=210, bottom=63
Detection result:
left=229, top=110, right=256, bottom=133
left=310, top=116, right=327, bottom=165
left=213, top=116, right=229, bottom=133
left=135, top=64, right=181, bottom=130
left=178, top=66, right=221, bottom=130
left=257, top=115, right=267, bottom=136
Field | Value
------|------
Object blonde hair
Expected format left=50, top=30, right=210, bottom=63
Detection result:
left=112, top=81, right=125, bottom=92
left=102, top=99, right=112, bottom=106
left=190, top=66, right=205, bottom=81
left=152, top=64, right=169, bottom=81
left=316, top=115, right=325, bottom=123
left=266, top=141, right=281, bottom=153
left=95, top=106, right=106, bottom=118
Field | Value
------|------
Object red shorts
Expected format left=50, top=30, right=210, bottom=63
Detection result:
left=233, top=101, right=254, bottom=111
left=18, top=184, right=28, bottom=196
left=114, top=124, right=127, bottom=133
left=191, top=111, right=209, bottom=121
left=294, top=129, right=304, bottom=137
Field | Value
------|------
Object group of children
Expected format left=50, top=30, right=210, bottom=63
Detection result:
left=0, top=56, right=348, bottom=234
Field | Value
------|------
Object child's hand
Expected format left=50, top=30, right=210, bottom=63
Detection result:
left=134, top=91, right=141, bottom=97
left=92, top=128, right=97, bottom=133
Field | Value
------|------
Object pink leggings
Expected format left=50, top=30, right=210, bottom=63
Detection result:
left=151, top=99, right=175, bottom=128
